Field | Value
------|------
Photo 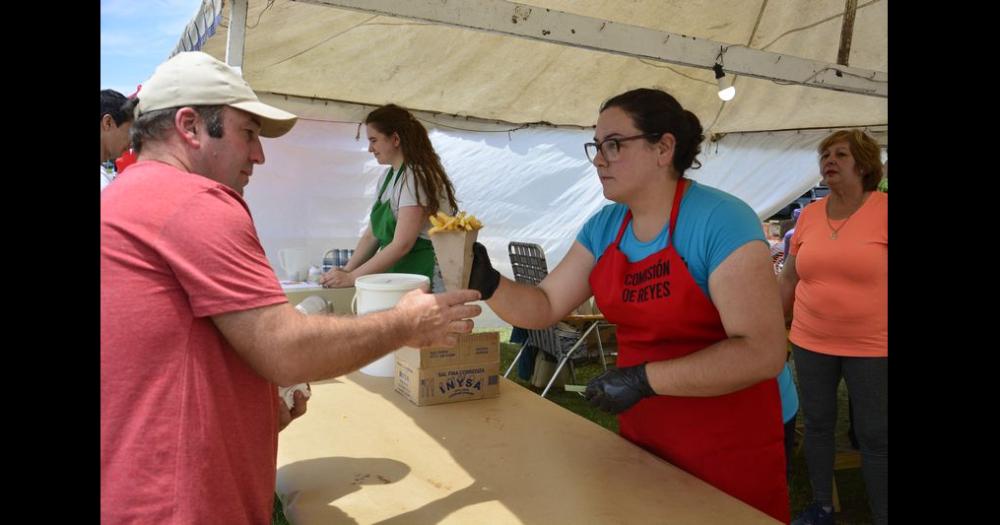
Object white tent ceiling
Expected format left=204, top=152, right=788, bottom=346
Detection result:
left=183, top=0, right=887, bottom=134
left=165, top=0, right=887, bottom=319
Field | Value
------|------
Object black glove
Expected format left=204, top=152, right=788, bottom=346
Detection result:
left=468, top=242, right=500, bottom=300
left=584, top=364, right=655, bottom=415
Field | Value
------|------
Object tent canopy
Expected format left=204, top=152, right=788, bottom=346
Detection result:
left=169, top=0, right=887, bottom=303
left=187, top=0, right=887, bottom=134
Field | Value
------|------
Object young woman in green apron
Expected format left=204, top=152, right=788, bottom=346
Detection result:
left=321, top=104, right=458, bottom=291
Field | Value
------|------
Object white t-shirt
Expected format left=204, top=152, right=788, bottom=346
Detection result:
left=101, top=165, right=116, bottom=191
left=376, top=166, right=456, bottom=239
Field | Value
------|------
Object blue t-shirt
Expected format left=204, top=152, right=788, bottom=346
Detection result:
left=576, top=181, right=765, bottom=295
left=777, top=363, right=798, bottom=423
left=576, top=180, right=797, bottom=421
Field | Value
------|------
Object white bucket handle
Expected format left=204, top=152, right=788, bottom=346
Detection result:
left=278, top=249, right=289, bottom=273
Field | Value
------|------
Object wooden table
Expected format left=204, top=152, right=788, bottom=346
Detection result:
left=276, top=373, right=780, bottom=524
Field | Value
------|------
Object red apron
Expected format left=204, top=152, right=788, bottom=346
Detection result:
left=588, top=180, right=788, bottom=523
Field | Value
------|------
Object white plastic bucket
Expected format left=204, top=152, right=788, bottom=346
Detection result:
left=354, top=273, right=430, bottom=377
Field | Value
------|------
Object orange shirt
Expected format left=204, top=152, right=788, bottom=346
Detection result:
left=788, top=192, right=887, bottom=357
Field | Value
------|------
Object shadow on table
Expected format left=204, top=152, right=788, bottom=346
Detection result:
left=344, top=371, right=624, bottom=525
left=278, top=456, right=410, bottom=525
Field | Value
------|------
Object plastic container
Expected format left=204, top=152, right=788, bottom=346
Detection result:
left=354, top=273, right=430, bottom=376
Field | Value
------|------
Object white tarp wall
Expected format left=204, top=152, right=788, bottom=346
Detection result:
left=246, top=108, right=849, bottom=282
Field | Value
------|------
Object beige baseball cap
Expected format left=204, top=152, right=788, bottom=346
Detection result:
left=137, top=51, right=297, bottom=138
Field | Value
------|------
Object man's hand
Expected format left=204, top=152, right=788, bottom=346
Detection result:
left=584, top=364, right=656, bottom=415
left=395, top=288, right=482, bottom=348
left=321, top=268, right=355, bottom=288
left=278, top=388, right=309, bottom=432
left=468, top=242, right=500, bottom=300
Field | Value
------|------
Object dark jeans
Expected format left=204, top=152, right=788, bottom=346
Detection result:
left=510, top=327, right=537, bottom=380
left=792, top=343, right=887, bottom=525
left=784, top=414, right=797, bottom=484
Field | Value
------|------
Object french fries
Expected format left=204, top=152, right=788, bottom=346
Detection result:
left=428, top=211, right=483, bottom=234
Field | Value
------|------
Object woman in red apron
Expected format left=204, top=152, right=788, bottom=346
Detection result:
left=321, top=104, right=458, bottom=290
left=470, top=89, right=790, bottom=522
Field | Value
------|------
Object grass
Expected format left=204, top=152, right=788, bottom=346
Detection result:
left=273, top=330, right=875, bottom=524
left=272, top=496, right=290, bottom=525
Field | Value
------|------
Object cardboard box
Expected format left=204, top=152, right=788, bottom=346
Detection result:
left=395, top=332, right=499, bottom=368
left=394, top=332, right=501, bottom=406
left=394, top=360, right=500, bottom=406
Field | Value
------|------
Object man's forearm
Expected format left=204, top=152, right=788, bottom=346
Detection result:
left=215, top=290, right=480, bottom=386
left=274, top=308, right=414, bottom=384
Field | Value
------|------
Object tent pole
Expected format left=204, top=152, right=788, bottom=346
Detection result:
left=837, top=0, right=859, bottom=66
left=226, top=0, right=248, bottom=76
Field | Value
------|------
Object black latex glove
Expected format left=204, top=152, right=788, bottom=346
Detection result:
left=468, top=242, right=500, bottom=300
left=584, top=364, right=656, bottom=415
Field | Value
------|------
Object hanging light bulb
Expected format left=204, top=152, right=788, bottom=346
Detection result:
left=714, top=63, right=736, bottom=101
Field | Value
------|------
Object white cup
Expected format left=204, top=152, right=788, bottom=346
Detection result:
left=294, top=296, right=329, bottom=315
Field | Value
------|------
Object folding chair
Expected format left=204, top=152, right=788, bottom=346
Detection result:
left=769, top=241, right=785, bottom=274
left=503, top=242, right=605, bottom=397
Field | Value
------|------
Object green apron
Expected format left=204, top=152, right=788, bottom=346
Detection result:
left=370, top=164, right=436, bottom=280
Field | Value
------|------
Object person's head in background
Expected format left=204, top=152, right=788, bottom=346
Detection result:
left=113, top=86, right=143, bottom=174
left=128, top=52, right=297, bottom=196
left=588, top=88, right=704, bottom=203
left=364, top=104, right=457, bottom=216
left=101, top=89, right=137, bottom=163
left=817, top=129, right=882, bottom=192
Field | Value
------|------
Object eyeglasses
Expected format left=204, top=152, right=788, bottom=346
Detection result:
left=584, top=133, right=661, bottom=163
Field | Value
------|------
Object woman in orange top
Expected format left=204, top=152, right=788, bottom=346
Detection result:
left=779, top=129, right=887, bottom=525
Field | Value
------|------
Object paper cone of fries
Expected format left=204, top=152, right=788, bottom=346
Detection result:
left=431, top=228, right=478, bottom=291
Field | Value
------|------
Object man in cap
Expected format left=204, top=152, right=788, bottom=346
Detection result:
left=100, top=89, right=137, bottom=190
left=100, top=52, right=482, bottom=523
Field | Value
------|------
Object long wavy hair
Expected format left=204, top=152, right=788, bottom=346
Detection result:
left=365, top=104, right=458, bottom=216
